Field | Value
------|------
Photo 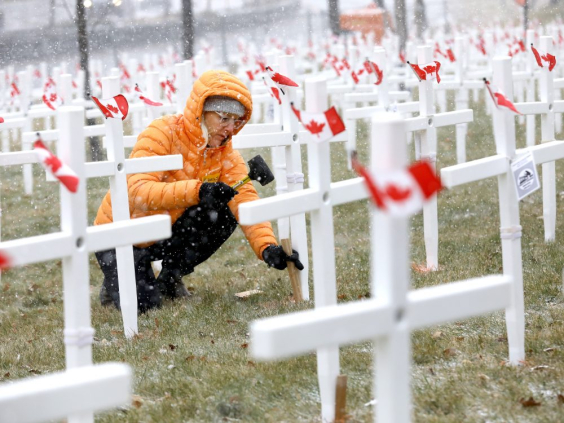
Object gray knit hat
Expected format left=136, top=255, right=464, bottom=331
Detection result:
left=203, top=95, right=246, bottom=117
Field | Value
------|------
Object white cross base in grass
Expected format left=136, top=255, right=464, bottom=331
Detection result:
left=250, top=113, right=513, bottom=423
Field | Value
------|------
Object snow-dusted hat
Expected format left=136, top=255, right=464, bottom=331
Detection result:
left=203, top=95, right=246, bottom=117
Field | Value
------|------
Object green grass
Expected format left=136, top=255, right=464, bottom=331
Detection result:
left=3, top=93, right=564, bottom=422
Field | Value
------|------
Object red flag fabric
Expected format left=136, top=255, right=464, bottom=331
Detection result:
left=262, top=77, right=282, bottom=105
left=351, top=70, right=359, bottom=84
left=408, top=61, right=441, bottom=83
left=399, top=51, right=407, bottom=64
left=134, top=84, right=163, bottom=106
left=265, top=66, right=299, bottom=88
left=92, top=94, right=129, bottom=120
left=351, top=155, right=442, bottom=216
left=162, top=79, right=176, bottom=103
left=291, top=103, right=345, bottom=142
left=0, top=117, right=4, bottom=123
left=42, top=77, right=63, bottom=111
left=530, top=44, right=556, bottom=71
left=0, top=250, right=11, bottom=271
left=34, top=136, right=79, bottom=193
left=484, top=79, right=522, bottom=115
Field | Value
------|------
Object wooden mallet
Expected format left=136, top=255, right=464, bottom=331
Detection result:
left=231, top=155, right=275, bottom=190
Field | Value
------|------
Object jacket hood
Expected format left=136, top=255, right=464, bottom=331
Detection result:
left=183, top=70, right=253, bottom=151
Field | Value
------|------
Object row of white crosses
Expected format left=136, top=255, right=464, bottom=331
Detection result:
left=440, top=53, right=564, bottom=363
left=0, top=105, right=173, bottom=422
left=3, top=73, right=183, bottom=337
left=346, top=44, right=474, bottom=270
left=243, top=108, right=513, bottom=423
left=0, top=363, right=131, bottom=423
left=17, top=60, right=192, bottom=196
left=514, top=35, right=564, bottom=242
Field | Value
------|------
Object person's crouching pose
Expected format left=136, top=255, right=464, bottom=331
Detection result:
left=94, top=70, right=303, bottom=313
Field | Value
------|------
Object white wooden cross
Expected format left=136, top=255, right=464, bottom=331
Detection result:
left=440, top=56, right=564, bottom=363
left=513, top=35, right=564, bottom=242
left=249, top=113, right=512, bottom=423
left=239, top=76, right=365, bottom=422
left=0, top=363, right=131, bottom=423
left=96, top=76, right=183, bottom=337
left=409, top=45, right=474, bottom=270
left=0, top=105, right=171, bottom=423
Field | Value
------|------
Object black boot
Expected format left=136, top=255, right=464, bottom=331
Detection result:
left=156, top=267, right=191, bottom=300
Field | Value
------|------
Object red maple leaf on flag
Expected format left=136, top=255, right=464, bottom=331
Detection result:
left=0, top=117, right=4, bottom=123
left=44, top=155, right=62, bottom=172
left=386, top=185, right=412, bottom=201
left=305, top=120, right=325, bottom=137
left=107, top=104, right=119, bottom=114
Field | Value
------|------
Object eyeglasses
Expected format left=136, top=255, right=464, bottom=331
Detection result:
left=212, top=111, right=246, bottom=130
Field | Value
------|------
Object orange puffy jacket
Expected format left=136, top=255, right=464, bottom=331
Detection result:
left=94, top=70, right=277, bottom=258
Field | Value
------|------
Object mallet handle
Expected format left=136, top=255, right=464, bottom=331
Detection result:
left=231, top=175, right=251, bottom=191
left=281, top=238, right=303, bottom=302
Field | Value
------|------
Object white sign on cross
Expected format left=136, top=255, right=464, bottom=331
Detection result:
left=513, top=35, right=564, bottom=242
left=249, top=113, right=512, bottom=423
left=0, top=363, right=131, bottom=423
left=0, top=105, right=172, bottom=423
left=440, top=56, right=564, bottom=363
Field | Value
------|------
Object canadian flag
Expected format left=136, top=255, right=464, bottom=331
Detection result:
left=262, top=77, right=282, bottom=105
left=531, top=44, right=556, bottom=72
left=351, top=154, right=443, bottom=217
left=134, top=84, right=163, bottom=107
left=92, top=94, right=129, bottom=120
left=34, top=136, right=79, bottom=193
left=365, top=61, right=384, bottom=85
left=407, top=61, right=441, bottom=83
left=42, top=77, right=63, bottom=111
left=484, top=79, right=522, bottom=115
left=265, top=66, right=299, bottom=95
left=291, top=103, right=346, bottom=143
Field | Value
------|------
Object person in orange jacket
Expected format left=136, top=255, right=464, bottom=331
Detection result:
left=94, top=70, right=303, bottom=313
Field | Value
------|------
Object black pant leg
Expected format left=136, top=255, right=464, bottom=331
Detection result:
left=147, top=203, right=238, bottom=277
left=95, top=248, right=163, bottom=313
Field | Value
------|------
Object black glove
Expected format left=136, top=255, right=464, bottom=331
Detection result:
left=262, top=245, right=305, bottom=271
left=199, top=182, right=238, bottom=209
